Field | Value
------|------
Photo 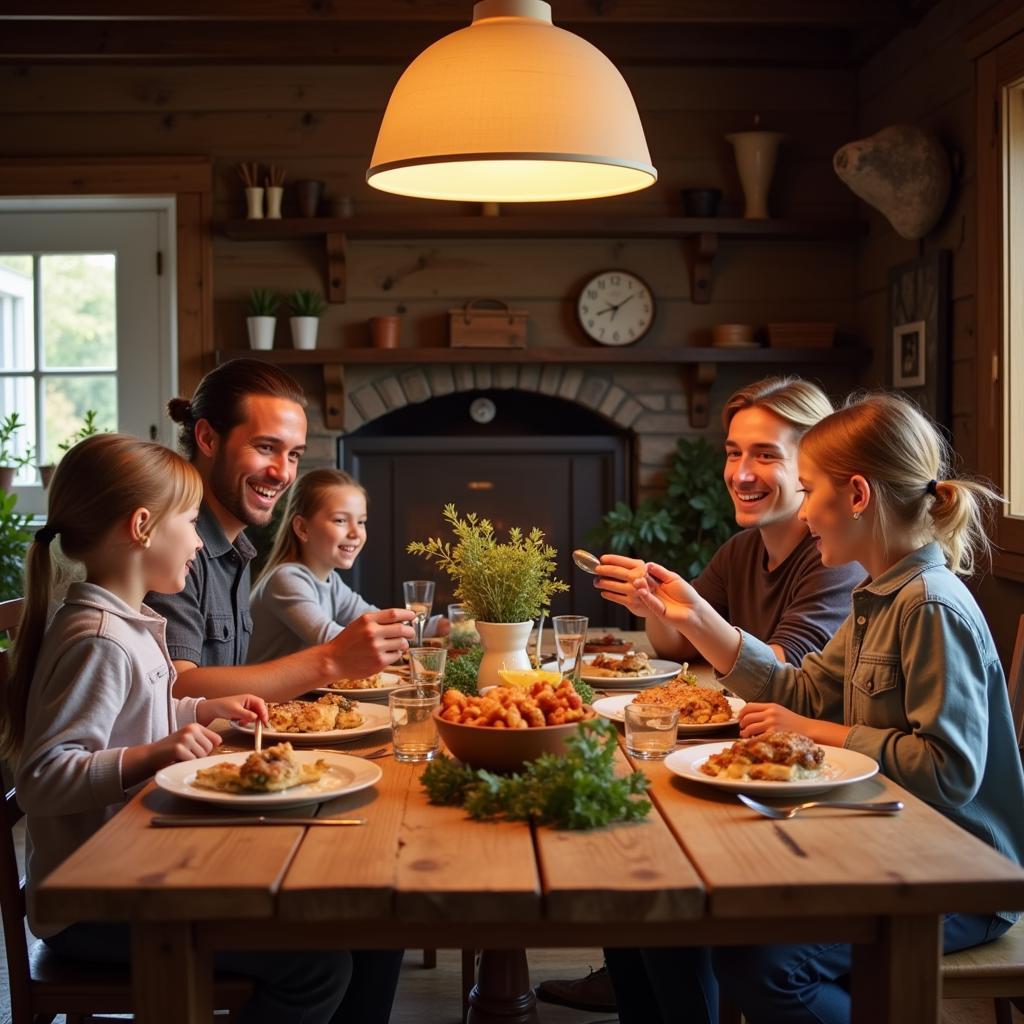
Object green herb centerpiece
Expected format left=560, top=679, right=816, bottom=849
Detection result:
left=407, top=504, right=568, bottom=687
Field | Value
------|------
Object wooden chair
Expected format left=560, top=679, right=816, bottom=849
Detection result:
left=0, top=598, right=253, bottom=1023
left=940, top=612, right=1024, bottom=1022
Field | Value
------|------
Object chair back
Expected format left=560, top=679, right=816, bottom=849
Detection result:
left=0, top=785, right=33, bottom=1024
left=1009, top=613, right=1024, bottom=753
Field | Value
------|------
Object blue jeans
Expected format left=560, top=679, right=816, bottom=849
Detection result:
left=605, top=946, right=718, bottom=1024
left=712, top=912, right=1012, bottom=1024
left=44, top=922, right=401, bottom=1024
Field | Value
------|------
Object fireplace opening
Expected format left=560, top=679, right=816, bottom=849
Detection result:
left=340, top=389, right=631, bottom=626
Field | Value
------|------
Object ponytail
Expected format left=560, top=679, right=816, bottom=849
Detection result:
left=929, top=479, right=1000, bottom=577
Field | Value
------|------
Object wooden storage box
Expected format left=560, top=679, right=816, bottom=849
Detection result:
left=449, top=299, right=528, bottom=348
left=767, top=322, right=836, bottom=348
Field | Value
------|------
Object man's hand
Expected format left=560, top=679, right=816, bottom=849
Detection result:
left=328, top=608, right=416, bottom=679
left=594, top=553, right=651, bottom=616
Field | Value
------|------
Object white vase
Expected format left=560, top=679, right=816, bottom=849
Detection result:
left=246, top=316, right=275, bottom=350
left=244, top=186, right=265, bottom=220
left=290, top=316, right=319, bottom=350
left=725, top=130, right=787, bottom=219
left=265, top=186, right=283, bottom=220
left=475, top=620, right=534, bottom=688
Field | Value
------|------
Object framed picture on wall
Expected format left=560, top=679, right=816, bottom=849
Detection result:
left=887, top=250, right=951, bottom=427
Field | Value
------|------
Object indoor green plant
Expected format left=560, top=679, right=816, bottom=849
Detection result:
left=408, top=504, right=568, bottom=686
left=0, top=413, right=33, bottom=491
left=246, top=288, right=279, bottom=350
left=588, top=436, right=738, bottom=579
left=288, top=288, right=327, bottom=350
left=0, top=489, right=31, bottom=603
left=38, top=409, right=103, bottom=487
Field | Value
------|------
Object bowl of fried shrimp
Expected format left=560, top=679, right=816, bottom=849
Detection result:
left=434, top=680, right=595, bottom=772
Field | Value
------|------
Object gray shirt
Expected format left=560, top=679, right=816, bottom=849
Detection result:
left=16, top=582, right=203, bottom=937
left=146, top=502, right=257, bottom=667
left=694, top=528, right=864, bottom=665
left=721, top=542, right=1024, bottom=922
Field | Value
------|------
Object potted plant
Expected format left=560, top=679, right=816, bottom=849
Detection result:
left=408, top=504, right=568, bottom=687
left=0, top=413, right=33, bottom=492
left=38, top=409, right=104, bottom=488
left=246, top=288, right=278, bottom=350
left=288, top=289, right=327, bottom=350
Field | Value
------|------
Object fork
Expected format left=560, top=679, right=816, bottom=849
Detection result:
left=737, top=793, right=904, bottom=819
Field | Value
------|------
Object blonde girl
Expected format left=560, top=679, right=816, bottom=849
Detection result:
left=249, top=468, right=445, bottom=664
left=624, top=394, right=1024, bottom=1023
left=2, top=435, right=352, bottom=1024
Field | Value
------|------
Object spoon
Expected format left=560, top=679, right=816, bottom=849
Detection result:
left=573, top=549, right=601, bottom=574
left=737, top=793, right=904, bottom=820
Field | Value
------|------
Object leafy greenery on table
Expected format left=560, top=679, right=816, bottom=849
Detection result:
left=422, top=719, right=651, bottom=830
left=588, top=437, right=738, bottom=578
left=442, top=645, right=483, bottom=695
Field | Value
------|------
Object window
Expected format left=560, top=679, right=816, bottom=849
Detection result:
left=0, top=202, right=177, bottom=514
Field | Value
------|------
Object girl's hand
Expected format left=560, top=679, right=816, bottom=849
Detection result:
left=594, top=554, right=651, bottom=617
left=738, top=702, right=815, bottom=738
left=198, top=695, right=268, bottom=727
left=631, top=562, right=702, bottom=627
left=159, top=722, right=223, bottom=764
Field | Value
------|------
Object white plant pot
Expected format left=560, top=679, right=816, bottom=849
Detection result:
left=475, top=620, right=534, bottom=688
left=725, top=130, right=787, bottom=219
left=246, top=316, right=276, bottom=350
left=290, top=316, right=319, bottom=350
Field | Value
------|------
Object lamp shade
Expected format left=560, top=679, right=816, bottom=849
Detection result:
left=366, top=0, right=657, bottom=203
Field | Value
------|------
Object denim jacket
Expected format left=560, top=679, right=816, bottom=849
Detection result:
left=721, top=543, right=1024, bottom=922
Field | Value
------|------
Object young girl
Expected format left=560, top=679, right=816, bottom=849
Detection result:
left=249, top=468, right=445, bottom=664
left=615, top=393, right=1024, bottom=1024
left=0, top=434, right=353, bottom=1024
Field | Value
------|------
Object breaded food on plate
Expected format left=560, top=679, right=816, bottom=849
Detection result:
left=700, top=731, right=825, bottom=782
left=193, top=742, right=328, bottom=793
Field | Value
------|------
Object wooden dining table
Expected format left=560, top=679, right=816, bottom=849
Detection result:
left=34, top=640, right=1024, bottom=1024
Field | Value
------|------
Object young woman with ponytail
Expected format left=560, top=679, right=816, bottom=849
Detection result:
left=0, top=434, right=356, bottom=1024
left=614, top=393, right=1024, bottom=1024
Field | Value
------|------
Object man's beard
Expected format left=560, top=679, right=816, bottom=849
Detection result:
left=209, top=449, right=276, bottom=528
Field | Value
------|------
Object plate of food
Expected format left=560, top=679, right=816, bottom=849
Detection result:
left=541, top=652, right=683, bottom=688
left=235, top=695, right=391, bottom=743
left=313, top=671, right=402, bottom=700
left=154, top=743, right=383, bottom=808
left=664, top=733, right=879, bottom=796
left=583, top=633, right=634, bottom=654
left=593, top=687, right=745, bottom=734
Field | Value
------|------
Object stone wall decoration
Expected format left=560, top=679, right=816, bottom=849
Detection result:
left=888, top=250, right=951, bottom=427
left=834, top=125, right=951, bottom=239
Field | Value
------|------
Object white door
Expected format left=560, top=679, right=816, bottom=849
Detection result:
left=0, top=200, right=177, bottom=514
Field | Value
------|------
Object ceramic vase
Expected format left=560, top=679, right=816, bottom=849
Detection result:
left=244, top=186, right=265, bottom=220
left=725, top=131, right=787, bottom=219
left=370, top=315, right=401, bottom=348
left=475, top=620, right=533, bottom=687
left=37, top=464, right=55, bottom=488
left=247, top=316, right=275, bottom=350
left=0, top=466, right=14, bottom=491
left=265, top=186, right=283, bottom=220
left=290, top=316, right=319, bottom=350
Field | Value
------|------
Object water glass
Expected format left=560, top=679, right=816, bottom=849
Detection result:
left=409, top=646, right=447, bottom=691
left=447, top=602, right=479, bottom=648
left=389, top=685, right=441, bottom=763
left=623, top=703, right=680, bottom=760
left=403, top=580, right=435, bottom=647
left=552, top=614, right=588, bottom=689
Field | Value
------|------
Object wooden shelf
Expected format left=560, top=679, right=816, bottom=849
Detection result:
left=221, top=214, right=863, bottom=304
left=217, top=345, right=868, bottom=431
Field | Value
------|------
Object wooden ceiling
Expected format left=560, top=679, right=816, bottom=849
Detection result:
left=0, top=1, right=944, bottom=67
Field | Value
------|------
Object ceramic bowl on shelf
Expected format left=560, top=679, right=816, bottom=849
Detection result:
left=712, top=323, right=757, bottom=348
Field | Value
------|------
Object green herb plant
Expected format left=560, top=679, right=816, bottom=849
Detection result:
left=289, top=289, right=327, bottom=318
left=0, top=489, right=31, bottom=602
left=442, top=645, right=483, bottom=696
left=588, top=437, right=738, bottom=578
left=421, top=718, right=651, bottom=830
left=247, top=288, right=279, bottom=317
left=57, top=409, right=103, bottom=454
left=408, top=504, right=568, bottom=623
left=0, top=413, right=33, bottom=471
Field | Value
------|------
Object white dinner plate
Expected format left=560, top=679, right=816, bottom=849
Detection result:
left=312, top=671, right=403, bottom=700
left=593, top=693, right=746, bottom=734
left=664, top=741, right=879, bottom=796
left=235, top=702, right=391, bottom=744
left=541, top=654, right=684, bottom=689
left=154, top=750, right=383, bottom=808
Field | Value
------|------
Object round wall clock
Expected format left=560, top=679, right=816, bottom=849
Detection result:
left=576, top=270, right=655, bottom=346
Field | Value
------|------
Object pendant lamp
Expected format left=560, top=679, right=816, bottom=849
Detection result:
left=366, top=0, right=657, bottom=203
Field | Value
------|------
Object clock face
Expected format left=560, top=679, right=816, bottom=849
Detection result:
left=577, top=270, right=654, bottom=346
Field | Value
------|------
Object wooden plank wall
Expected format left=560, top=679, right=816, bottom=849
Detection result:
left=855, top=0, right=1024, bottom=665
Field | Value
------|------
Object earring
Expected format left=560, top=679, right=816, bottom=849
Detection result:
left=852, top=511, right=861, bottom=521
left=140, top=535, right=151, bottom=548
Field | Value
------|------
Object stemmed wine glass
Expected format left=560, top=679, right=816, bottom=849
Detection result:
left=552, top=615, right=588, bottom=691
left=403, top=580, right=435, bottom=647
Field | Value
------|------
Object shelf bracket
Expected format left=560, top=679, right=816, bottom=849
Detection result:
left=686, top=231, right=718, bottom=304
left=685, top=362, right=717, bottom=428
left=325, top=231, right=348, bottom=303
left=322, top=362, right=345, bottom=430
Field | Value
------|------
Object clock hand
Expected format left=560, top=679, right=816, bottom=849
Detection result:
left=596, top=306, right=615, bottom=316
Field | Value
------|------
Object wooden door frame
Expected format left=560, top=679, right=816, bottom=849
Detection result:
left=0, top=156, right=213, bottom=396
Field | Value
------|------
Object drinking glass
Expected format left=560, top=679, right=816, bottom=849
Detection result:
left=623, top=703, right=680, bottom=760
left=403, top=580, right=435, bottom=647
left=389, top=685, right=441, bottom=763
left=409, top=646, right=447, bottom=691
left=552, top=614, right=588, bottom=691
left=447, top=602, right=479, bottom=649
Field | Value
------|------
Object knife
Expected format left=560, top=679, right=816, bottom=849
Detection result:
left=150, top=815, right=366, bottom=827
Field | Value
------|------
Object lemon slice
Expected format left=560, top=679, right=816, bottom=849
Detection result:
left=497, top=668, right=563, bottom=689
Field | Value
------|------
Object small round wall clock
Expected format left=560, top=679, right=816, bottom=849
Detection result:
left=576, top=269, right=655, bottom=346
